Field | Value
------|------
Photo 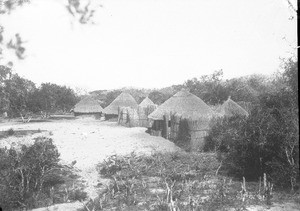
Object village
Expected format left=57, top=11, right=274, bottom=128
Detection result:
left=1, top=78, right=299, bottom=210
left=0, top=0, right=298, bottom=210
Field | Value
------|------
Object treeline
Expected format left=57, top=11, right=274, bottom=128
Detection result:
left=0, top=65, right=79, bottom=120
left=92, top=67, right=286, bottom=108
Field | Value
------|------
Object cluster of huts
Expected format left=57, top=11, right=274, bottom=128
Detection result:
left=73, top=89, right=249, bottom=150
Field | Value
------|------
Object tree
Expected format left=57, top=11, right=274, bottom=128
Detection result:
left=148, top=90, right=170, bottom=105
left=4, top=73, right=36, bottom=121
left=185, top=70, right=229, bottom=105
left=0, top=64, right=12, bottom=113
left=55, top=85, right=79, bottom=112
left=34, top=83, right=79, bottom=117
left=101, top=90, right=122, bottom=108
left=281, top=58, right=298, bottom=103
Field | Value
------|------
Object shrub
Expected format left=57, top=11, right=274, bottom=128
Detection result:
left=6, top=128, right=15, bottom=136
left=204, top=99, right=299, bottom=190
left=0, top=137, right=84, bottom=210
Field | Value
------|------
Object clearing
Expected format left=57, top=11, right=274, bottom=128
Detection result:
left=0, top=118, right=181, bottom=201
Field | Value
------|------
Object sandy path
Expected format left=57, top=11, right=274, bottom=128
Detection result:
left=0, top=119, right=181, bottom=199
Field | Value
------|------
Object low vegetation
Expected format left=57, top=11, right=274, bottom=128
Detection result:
left=0, top=137, right=87, bottom=210
left=82, top=152, right=299, bottom=211
left=0, top=128, right=44, bottom=140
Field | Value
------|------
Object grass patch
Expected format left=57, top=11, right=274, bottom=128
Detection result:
left=0, top=129, right=46, bottom=140
left=49, top=115, right=76, bottom=120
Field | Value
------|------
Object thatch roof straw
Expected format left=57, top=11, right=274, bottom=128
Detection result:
left=148, top=89, right=215, bottom=120
left=237, top=101, right=253, bottom=113
left=103, top=92, right=138, bottom=115
left=139, top=97, right=155, bottom=108
left=216, top=97, right=249, bottom=117
left=74, top=96, right=103, bottom=113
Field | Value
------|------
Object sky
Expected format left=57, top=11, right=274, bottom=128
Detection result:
left=0, top=0, right=297, bottom=92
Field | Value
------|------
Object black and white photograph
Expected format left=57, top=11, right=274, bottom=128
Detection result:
left=0, top=0, right=298, bottom=210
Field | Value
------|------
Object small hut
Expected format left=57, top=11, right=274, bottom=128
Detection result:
left=138, top=97, right=157, bottom=127
left=117, top=97, right=157, bottom=127
left=139, top=97, right=155, bottom=108
left=216, top=97, right=249, bottom=118
left=118, top=106, right=140, bottom=127
left=103, top=92, right=138, bottom=121
left=73, top=96, right=103, bottom=118
left=148, top=89, right=216, bottom=150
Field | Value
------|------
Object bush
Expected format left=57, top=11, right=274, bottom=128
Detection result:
left=0, top=137, right=85, bottom=210
left=204, top=99, right=299, bottom=190
left=6, top=128, right=15, bottom=136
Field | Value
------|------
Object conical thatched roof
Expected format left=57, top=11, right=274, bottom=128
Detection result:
left=148, top=89, right=215, bottom=120
left=216, top=97, right=249, bottom=117
left=139, top=97, right=155, bottom=108
left=103, top=92, right=138, bottom=115
left=74, top=96, right=103, bottom=113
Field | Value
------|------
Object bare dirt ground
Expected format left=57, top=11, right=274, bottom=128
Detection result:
left=0, top=118, right=181, bottom=201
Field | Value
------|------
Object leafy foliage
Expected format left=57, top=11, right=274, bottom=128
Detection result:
left=0, top=66, right=79, bottom=118
left=148, top=90, right=171, bottom=105
left=100, top=90, right=122, bottom=108
left=88, top=152, right=222, bottom=210
left=4, top=73, right=36, bottom=118
left=0, top=137, right=86, bottom=210
left=185, top=70, right=228, bottom=105
left=6, top=128, right=15, bottom=136
left=0, top=0, right=101, bottom=62
left=86, top=152, right=290, bottom=210
left=31, top=83, right=79, bottom=115
left=204, top=59, right=299, bottom=190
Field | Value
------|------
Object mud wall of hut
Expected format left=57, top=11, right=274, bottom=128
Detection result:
left=150, top=113, right=211, bottom=151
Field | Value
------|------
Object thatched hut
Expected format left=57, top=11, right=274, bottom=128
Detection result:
left=118, top=106, right=140, bottom=127
left=118, top=105, right=157, bottom=128
left=137, top=97, right=157, bottom=127
left=117, top=97, right=157, bottom=127
left=73, top=96, right=103, bottom=118
left=139, top=97, right=155, bottom=108
left=148, top=89, right=216, bottom=150
left=103, top=92, right=138, bottom=120
left=216, top=97, right=249, bottom=117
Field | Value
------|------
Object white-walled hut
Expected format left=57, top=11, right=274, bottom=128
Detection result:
left=148, top=89, right=216, bottom=150
left=73, top=96, right=103, bottom=118
left=103, top=92, right=138, bottom=121
left=216, top=96, right=249, bottom=118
